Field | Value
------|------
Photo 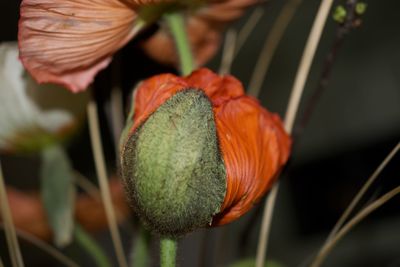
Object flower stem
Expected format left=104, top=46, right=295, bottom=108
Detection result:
left=165, top=12, right=194, bottom=75
left=74, top=224, right=111, bottom=267
left=0, top=223, right=79, bottom=267
left=255, top=0, right=334, bottom=266
left=325, top=141, right=400, bottom=242
left=130, top=225, right=150, bottom=267
left=310, top=184, right=400, bottom=267
left=87, top=100, right=128, bottom=267
left=160, top=237, right=177, bottom=267
left=0, top=162, right=24, bottom=267
left=248, top=0, right=302, bottom=97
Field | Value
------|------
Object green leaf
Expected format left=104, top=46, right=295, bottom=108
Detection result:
left=119, top=88, right=136, bottom=152
left=0, top=42, right=74, bottom=153
left=74, top=224, right=111, bottom=267
left=130, top=225, right=151, bottom=267
left=40, top=145, right=76, bottom=247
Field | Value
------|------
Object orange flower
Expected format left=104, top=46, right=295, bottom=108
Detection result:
left=18, top=0, right=260, bottom=93
left=2, top=179, right=129, bottom=240
left=18, top=0, right=152, bottom=92
left=120, top=68, right=290, bottom=235
left=141, top=0, right=260, bottom=66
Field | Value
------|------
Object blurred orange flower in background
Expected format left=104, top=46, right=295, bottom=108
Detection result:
left=18, top=0, right=260, bottom=93
left=18, top=0, right=155, bottom=92
left=3, top=179, right=129, bottom=240
left=141, top=0, right=260, bottom=66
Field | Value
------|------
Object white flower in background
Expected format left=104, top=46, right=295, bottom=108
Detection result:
left=0, top=42, right=87, bottom=153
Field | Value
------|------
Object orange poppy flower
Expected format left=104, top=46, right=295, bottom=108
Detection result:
left=120, top=68, right=291, bottom=235
left=141, top=0, right=260, bottom=66
left=18, top=0, right=260, bottom=93
left=18, top=0, right=162, bottom=93
left=2, top=179, right=128, bottom=240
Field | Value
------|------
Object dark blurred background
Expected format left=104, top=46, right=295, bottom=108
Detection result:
left=1, top=0, right=399, bottom=266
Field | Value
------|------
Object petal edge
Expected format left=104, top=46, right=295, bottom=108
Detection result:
left=18, top=0, right=138, bottom=92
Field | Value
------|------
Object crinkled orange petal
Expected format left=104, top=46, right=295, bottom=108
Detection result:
left=131, top=68, right=243, bottom=132
left=18, top=0, right=139, bottom=92
left=186, top=68, right=244, bottom=106
left=131, top=73, right=188, bottom=131
left=213, top=96, right=291, bottom=225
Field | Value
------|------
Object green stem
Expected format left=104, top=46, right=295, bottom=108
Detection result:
left=130, top=226, right=150, bottom=267
left=160, top=237, right=177, bottom=267
left=165, top=12, right=194, bottom=75
left=74, top=224, right=111, bottom=267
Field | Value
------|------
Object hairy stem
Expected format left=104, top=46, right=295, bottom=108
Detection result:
left=160, top=237, right=177, bottom=267
left=165, top=12, right=194, bottom=76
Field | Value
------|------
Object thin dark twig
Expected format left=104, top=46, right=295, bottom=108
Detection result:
left=0, top=224, right=79, bottom=267
left=294, top=0, right=362, bottom=140
left=326, top=141, right=400, bottom=241
left=310, top=184, right=400, bottom=267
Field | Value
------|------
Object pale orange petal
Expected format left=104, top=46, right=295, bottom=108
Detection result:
left=19, top=0, right=138, bottom=92
left=196, top=0, right=260, bottom=22
left=141, top=16, right=222, bottom=67
left=141, top=0, right=260, bottom=67
left=3, top=179, right=129, bottom=240
left=6, top=187, right=51, bottom=240
left=213, top=96, right=291, bottom=225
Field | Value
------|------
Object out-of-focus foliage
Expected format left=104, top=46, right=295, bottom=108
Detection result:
left=230, top=258, right=283, bottom=267
left=40, top=145, right=75, bottom=247
left=0, top=42, right=88, bottom=154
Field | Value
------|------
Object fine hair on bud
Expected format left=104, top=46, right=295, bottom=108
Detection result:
left=121, top=89, right=226, bottom=237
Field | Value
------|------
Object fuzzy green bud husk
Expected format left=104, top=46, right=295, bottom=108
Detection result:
left=121, top=89, right=226, bottom=237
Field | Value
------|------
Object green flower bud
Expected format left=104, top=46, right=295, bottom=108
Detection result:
left=120, top=69, right=291, bottom=237
left=121, top=89, right=226, bottom=237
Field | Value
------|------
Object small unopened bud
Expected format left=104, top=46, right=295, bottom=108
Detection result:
left=121, top=89, right=226, bottom=236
